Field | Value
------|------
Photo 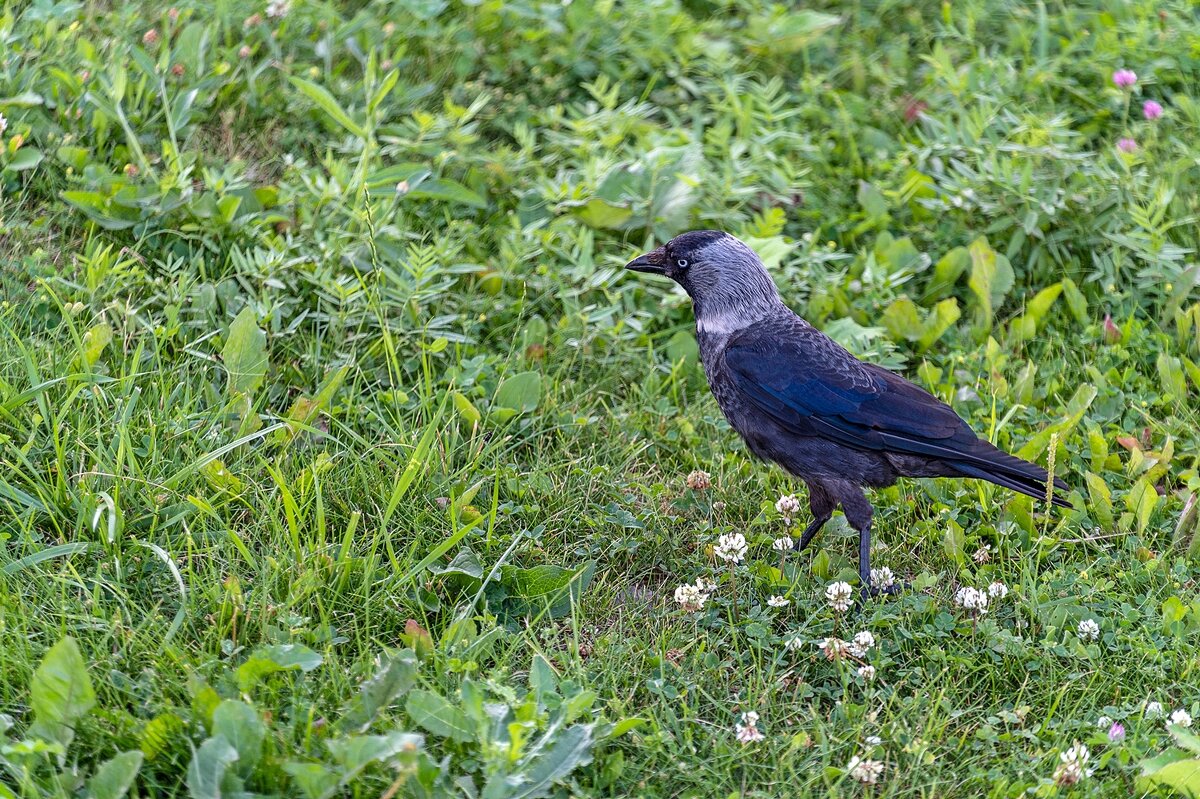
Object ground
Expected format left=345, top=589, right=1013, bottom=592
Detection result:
left=1, top=0, right=1200, bottom=797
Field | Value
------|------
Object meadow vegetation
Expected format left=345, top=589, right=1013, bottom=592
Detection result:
left=2, top=0, right=1200, bottom=795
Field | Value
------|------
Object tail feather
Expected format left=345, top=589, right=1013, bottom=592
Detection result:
left=950, top=441, right=1071, bottom=508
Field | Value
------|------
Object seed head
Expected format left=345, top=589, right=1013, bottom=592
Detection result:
left=685, top=470, right=711, bottom=490
left=143, top=28, right=159, bottom=46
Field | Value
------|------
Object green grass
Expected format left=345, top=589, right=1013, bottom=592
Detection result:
left=2, top=0, right=1200, bottom=796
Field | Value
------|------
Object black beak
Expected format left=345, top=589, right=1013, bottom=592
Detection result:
left=625, top=249, right=666, bottom=274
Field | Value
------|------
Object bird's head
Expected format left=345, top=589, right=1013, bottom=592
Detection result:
left=625, top=230, right=782, bottom=330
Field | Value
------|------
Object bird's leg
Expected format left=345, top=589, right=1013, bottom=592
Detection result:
left=840, top=489, right=899, bottom=599
left=796, top=513, right=830, bottom=552
left=796, top=482, right=836, bottom=553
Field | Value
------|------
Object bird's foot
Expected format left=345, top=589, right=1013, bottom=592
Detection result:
left=860, top=581, right=907, bottom=601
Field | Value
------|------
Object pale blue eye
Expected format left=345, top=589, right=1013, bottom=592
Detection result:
left=677, top=259, right=689, bottom=268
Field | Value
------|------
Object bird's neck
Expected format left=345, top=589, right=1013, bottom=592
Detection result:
left=693, top=295, right=786, bottom=337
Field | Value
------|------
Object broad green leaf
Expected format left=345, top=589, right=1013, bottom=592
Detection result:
left=281, top=762, right=338, bottom=799
left=452, top=391, right=482, bottom=425
left=967, top=237, right=1014, bottom=340
left=1162, top=596, right=1189, bottom=635
left=186, top=736, right=238, bottom=799
left=1125, top=478, right=1160, bottom=536
left=140, top=712, right=185, bottom=761
left=407, top=178, right=486, bottom=208
left=405, top=689, right=475, bottom=743
left=30, top=638, right=96, bottom=749
left=500, top=561, right=595, bottom=618
left=82, top=323, right=113, bottom=366
left=1139, top=754, right=1200, bottom=797
left=222, top=307, right=267, bottom=397
left=427, top=547, right=484, bottom=588
left=917, top=298, right=961, bottom=353
left=325, top=731, right=424, bottom=779
left=1157, top=353, right=1189, bottom=404
left=212, top=700, right=265, bottom=771
left=1015, top=383, right=1096, bottom=461
left=482, top=723, right=596, bottom=799
left=881, top=297, right=923, bottom=342
left=857, top=180, right=888, bottom=220
left=5, top=147, right=44, bottom=171
left=288, top=77, right=365, bottom=138
left=665, top=330, right=699, bottom=370
left=494, top=371, right=542, bottom=414
left=201, top=459, right=244, bottom=495
left=87, top=750, right=144, bottom=799
left=926, top=246, right=969, bottom=300
left=569, top=198, right=632, bottom=229
left=236, top=644, right=323, bottom=692
left=1084, top=472, right=1113, bottom=529
left=746, top=10, right=840, bottom=53
left=1061, top=277, right=1088, bottom=325
left=339, top=649, right=418, bottom=733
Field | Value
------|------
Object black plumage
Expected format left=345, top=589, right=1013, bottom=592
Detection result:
left=627, top=230, right=1070, bottom=595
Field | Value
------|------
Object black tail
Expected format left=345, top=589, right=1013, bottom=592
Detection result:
left=951, top=441, right=1071, bottom=508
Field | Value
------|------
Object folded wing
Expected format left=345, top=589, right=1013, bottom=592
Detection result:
left=722, top=320, right=1069, bottom=506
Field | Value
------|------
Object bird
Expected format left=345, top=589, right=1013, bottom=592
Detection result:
left=626, top=230, right=1070, bottom=596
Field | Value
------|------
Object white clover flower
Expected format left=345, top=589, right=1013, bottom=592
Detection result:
left=1146, top=701, right=1165, bottom=719
left=266, top=0, right=290, bottom=18
left=0, top=113, right=7, bottom=136
left=784, top=635, right=805, bottom=652
left=1169, top=709, right=1193, bottom=728
left=1077, top=619, right=1100, bottom=641
left=695, top=577, right=717, bottom=594
left=847, top=756, right=884, bottom=785
left=857, top=665, right=876, bottom=680
left=1053, top=743, right=1092, bottom=786
left=775, top=493, right=801, bottom=522
left=987, top=581, right=1008, bottom=599
left=714, top=532, right=747, bottom=563
left=1096, top=715, right=1113, bottom=729
left=972, top=544, right=992, bottom=564
left=848, top=630, right=876, bottom=658
left=825, top=581, right=854, bottom=613
left=954, top=587, right=989, bottom=616
left=772, top=536, right=795, bottom=552
left=869, top=567, right=895, bottom=590
left=767, top=595, right=789, bottom=608
left=735, top=711, right=764, bottom=744
left=674, top=583, right=707, bottom=611
left=864, top=734, right=882, bottom=746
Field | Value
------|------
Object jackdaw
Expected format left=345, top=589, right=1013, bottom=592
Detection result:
left=626, top=230, right=1069, bottom=595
